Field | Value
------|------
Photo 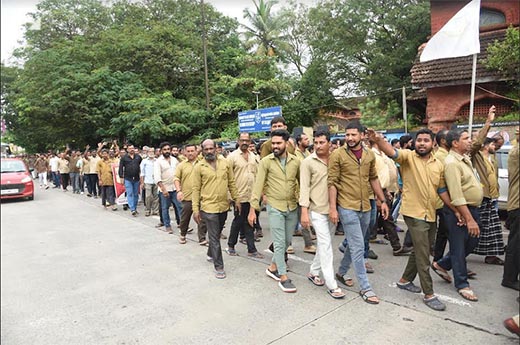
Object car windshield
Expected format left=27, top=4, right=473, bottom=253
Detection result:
left=496, top=150, right=509, bottom=170
left=1, top=160, right=27, bottom=173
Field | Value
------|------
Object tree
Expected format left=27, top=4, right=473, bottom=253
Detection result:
left=242, top=0, right=289, bottom=58
left=485, top=26, right=520, bottom=83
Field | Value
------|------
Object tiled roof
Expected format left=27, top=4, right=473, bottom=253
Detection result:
left=411, top=29, right=511, bottom=88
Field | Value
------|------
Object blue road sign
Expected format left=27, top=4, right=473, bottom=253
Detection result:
left=238, top=106, right=282, bottom=133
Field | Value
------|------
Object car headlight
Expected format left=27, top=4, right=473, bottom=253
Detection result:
left=21, top=176, right=32, bottom=183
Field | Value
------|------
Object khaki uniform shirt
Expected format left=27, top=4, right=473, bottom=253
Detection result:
left=294, top=148, right=310, bottom=161
left=192, top=156, right=238, bottom=213
left=299, top=152, right=329, bottom=215
left=372, top=148, right=390, bottom=189
left=97, top=159, right=115, bottom=186
left=227, top=149, right=257, bottom=203
left=34, top=157, right=49, bottom=173
left=508, top=144, right=519, bottom=211
left=260, top=139, right=295, bottom=159
left=58, top=158, right=70, bottom=174
left=470, top=127, right=499, bottom=199
left=90, top=156, right=101, bottom=174
left=434, top=147, right=449, bottom=209
left=174, top=160, right=197, bottom=201
left=154, top=156, right=179, bottom=192
left=444, top=151, right=483, bottom=207
left=328, top=146, right=378, bottom=212
left=251, top=153, right=300, bottom=212
left=392, top=149, right=446, bottom=222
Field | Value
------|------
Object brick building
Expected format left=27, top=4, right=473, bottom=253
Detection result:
left=410, top=0, right=519, bottom=132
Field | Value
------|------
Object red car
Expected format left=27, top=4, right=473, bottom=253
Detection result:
left=1, top=158, right=34, bottom=201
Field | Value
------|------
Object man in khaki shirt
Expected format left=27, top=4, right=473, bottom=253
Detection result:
left=469, top=106, right=504, bottom=265
left=174, top=144, right=206, bottom=244
left=248, top=129, right=300, bottom=293
left=192, top=139, right=240, bottom=279
left=300, top=130, right=345, bottom=299
left=58, top=152, right=71, bottom=191
left=225, top=133, right=264, bottom=258
left=369, top=128, right=461, bottom=311
left=503, top=128, right=519, bottom=291
left=328, top=122, right=388, bottom=304
left=96, top=149, right=117, bottom=211
left=259, top=116, right=295, bottom=158
left=434, top=129, right=483, bottom=302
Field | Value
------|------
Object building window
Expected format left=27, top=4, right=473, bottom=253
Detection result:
left=480, top=9, right=506, bottom=27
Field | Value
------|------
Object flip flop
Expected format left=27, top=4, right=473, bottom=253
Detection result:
left=458, top=288, right=478, bottom=302
left=328, top=288, right=346, bottom=299
left=307, top=274, right=325, bottom=286
left=431, top=263, right=452, bottom=283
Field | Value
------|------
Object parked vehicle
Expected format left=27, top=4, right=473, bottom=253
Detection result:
left=496, top=144, right=512, bottom=211
left=1, top=158, right=34, bottom=201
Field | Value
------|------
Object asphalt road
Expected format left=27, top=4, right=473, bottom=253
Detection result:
left=1, top=187, right=519, bottom=345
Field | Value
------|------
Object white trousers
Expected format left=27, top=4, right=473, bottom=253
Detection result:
left=38, top=172, right=48, bottom=186
left=310, top=211, right=338, bottom=290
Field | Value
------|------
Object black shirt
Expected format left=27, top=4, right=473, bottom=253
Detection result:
left=118, top=154, right=142, bottom=181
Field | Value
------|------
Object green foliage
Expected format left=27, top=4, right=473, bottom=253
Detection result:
left=485, top=26, right=520, bottom=82
left=359, top=98, right=404, bottom=130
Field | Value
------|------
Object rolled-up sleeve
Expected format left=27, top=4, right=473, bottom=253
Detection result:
left=327, top=150, right=340, bottom=188
left=445, top=162, right=466, bottom=206
left=191, top=164, right=202, bottom=213
left=299, top=159, right=311, bottom=208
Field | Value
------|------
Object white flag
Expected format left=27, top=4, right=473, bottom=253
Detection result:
left=420, top=0, right=481, bottom=62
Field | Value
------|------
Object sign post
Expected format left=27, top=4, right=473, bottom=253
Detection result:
left=238, top=106, right=282, bottom=133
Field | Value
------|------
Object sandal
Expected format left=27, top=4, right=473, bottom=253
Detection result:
left=335, top=273, right=354, bottom=287
left=467, top=270, right=477, bottom=279
left=215, top=271, right=226, bottom=279
left=359, top=289, right=379, bottom=304
left=397, top=281, right=421, bottom=293
left=179, top=236, right=187, bottom=244
left=247, top=251, right=265, bottom=259
left=225, top=248, right=239, bottom=256
left=328, top=288, right=346, bottom=299
left=307, top=274, right=325, bottom=286
left=431, top=262, right=452, bottom=283
left=484, top=256, right=504, bottom=265
left=458, top=288, right=478, bottom=302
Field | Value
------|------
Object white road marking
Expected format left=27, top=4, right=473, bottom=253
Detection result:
left=388, top=282, right=471, bottom=307
left=263, top=249, right=314, bottom=265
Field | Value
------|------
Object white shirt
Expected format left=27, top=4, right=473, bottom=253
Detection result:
left=154, top=156, right=179, bottom=191
left=49, top=157, right=59, bottom=172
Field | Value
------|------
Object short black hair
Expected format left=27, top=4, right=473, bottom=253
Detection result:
left=399, top=134, right=413, bottom=148
left=435, top=129, right=449, bottom=147
left=483, top=137, right=496, bottom=146
left=446, top=129, right=467, bottom=149
left=390, top=139, right=399, bottom=146
left=345, top=121, right=365, bottom=133
left=295, top=133, right=308, bottom=145
left=270, top=129, right=290, bottom=141
left=159, top=141, right=171, bottom=150
left=184, top=144, right=196, bottom=150
left=314, top=130, right=330, bottom=141
left=270, top=116, right=286, bottom=126
left=415, top=128, right=434, bottom=141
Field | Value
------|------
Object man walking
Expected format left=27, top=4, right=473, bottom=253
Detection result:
left=328, top=122, right=388, bottom=304
left=97, top=149, right=117, bottom=211
left=249, top=129, right=300, bottom=293
left=155, top=142, right=183, bottom=234
left=433, top=129, right=483, bottom=302
left=34, top=154, right=50, bottom=189
left=225, top=132, right=264, bottom=258
left=192, top=139, right=240, bottom=279
left=369, top=128, right=463, bottom=311
left=174, top=144, right=207, bottom=245
left=300, top=130, right=345, bottom=299
left=118, top=144, right=142, bottom=216
left=140, top=147, right=159, bottom=217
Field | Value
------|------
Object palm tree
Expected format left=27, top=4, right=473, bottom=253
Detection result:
left=242, top=0, right=288, bottom=58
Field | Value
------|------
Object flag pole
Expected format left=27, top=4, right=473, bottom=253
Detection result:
left=402, top=86, right=408, bottom=134
left=468, top=53, right=477, bottom=135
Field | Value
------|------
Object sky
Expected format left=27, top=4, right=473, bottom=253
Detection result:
left=0, top=0, right=318, bottom=65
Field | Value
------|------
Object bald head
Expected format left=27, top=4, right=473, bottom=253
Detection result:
left=201, top=139, right=216, bottom=161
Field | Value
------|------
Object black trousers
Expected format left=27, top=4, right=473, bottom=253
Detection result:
left=228, top=202, right=257, bottom=253
left=202, top=211, right=228, bottom=271
left=433, top=208, right=449, bottom=262
left=503, top=208, right=520, bottom=284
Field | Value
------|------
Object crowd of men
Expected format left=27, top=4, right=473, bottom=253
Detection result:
left=24, top=106, right=519, bottom=323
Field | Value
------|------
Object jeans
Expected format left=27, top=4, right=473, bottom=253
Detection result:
left=159, top=191, right=183, bottom=228
left=343, top=199, right=374, bottom=259
left=267, top=205, right=298, bottom=276
left=391, top=192, right=402, bottom=221
left=310, top=212, right=338, bottom=290
left=70, top=172, right=80, bottom=192
left=433, top=208, right=449, bottom=262
left=124, top=179, right=140, bottom=212
left=51, top=171, right=61, bottom=187
left=228, top=202, right=257, bottom=253
left=437, top=206, right=480, bottom=290
left=201, top=211, right=228, bottom=271
left=38, top=172, right=48, bottom=187
left=402, top=216, right=436, bottom=295
left=503, top=208, right=519, bottom=284
left=337, top=207, right=372, bottom=292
